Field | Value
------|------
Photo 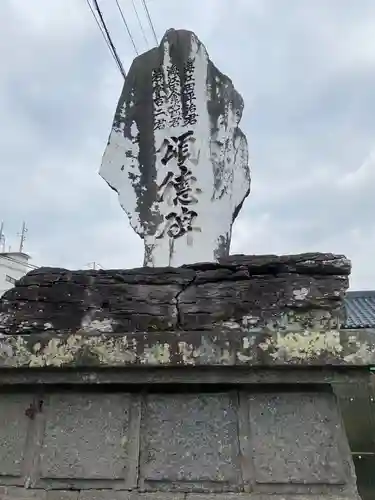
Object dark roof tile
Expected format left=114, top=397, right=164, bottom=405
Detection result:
left=343, top=291, right=375, bottom=329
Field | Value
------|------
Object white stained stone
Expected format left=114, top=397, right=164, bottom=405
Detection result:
left=100, top=29, right=251, bottom=267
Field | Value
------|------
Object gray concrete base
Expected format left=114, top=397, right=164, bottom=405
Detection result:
left=0, top=370, right=361, bottom=499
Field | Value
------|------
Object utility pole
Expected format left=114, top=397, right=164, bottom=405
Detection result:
left=18, top=221, right=27, bottom=253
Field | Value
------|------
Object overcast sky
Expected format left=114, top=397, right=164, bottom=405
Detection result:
left=1, top=0, right=375, bottom=289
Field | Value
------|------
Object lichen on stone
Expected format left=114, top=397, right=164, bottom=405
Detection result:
left=343, top=341, right=375, bottom=365
left=0, top=333, right=138, bottom=368
left=178, top=341, right=197, bottom=364
left=142, top=342, right=171, bottom=365
left=258, top=329, right=344, bottom=361
left=0, top=325, right=373, bottom=369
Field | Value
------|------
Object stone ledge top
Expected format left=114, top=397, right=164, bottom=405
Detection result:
left=0, top=327, right=373, bottom=370
left=24, top=252, right=352, bottom=277
left=0, top=252, right=351, bottom=337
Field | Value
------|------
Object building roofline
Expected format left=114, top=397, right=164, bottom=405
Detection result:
left=346, top=290, right=375, bottom=297
left=0, top=252, right=30, bottom=259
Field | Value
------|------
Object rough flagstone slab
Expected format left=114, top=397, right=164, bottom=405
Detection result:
left=39, top=393, right=133, bottom=483
left=247, top=392, right=347, bottom=485
left=100, top=29, right=250, bottom=267
left=0, top=393, right=33, bottom=482
left=139, top=393, right=241, bottom=491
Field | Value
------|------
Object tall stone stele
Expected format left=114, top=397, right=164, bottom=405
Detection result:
left=100, top=29, right=250, bottom=267
left=0, top=28, right=368, bottom=500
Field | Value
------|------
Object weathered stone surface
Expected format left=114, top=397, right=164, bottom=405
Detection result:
left=46, top=492, right=79, bottom=500
left=79, top=492, right=131, bottom=500
left=334, top=379, right=375, bottom=454
left=139, top=393, right=241, bottom=491
left=0, top=486, right=47, bottom=499
left=0, top=253, right=349, bottom=336
left=0, top=252, right=372, bottom=370
left=0, top=254, right=375, bottom=368
left=247, top=392, right=347, bottom=485
left=100, top=28, right=250, bottom=267
left=38, top=393, right=135, bottom=486
left=0, top=492, right=359, bottom=500
left=0, top=366, right=368, bottom=386
left=0, top=328, right=373, bottom=369
left=0, top=394, right=33, bottom=481
left=0, top=252, right=365, bottom=498
left=188, top=495, right=357, bottom=500
left=0, top=387, right=361, bottom=498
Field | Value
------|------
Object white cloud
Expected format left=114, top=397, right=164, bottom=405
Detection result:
left=339, top=149, right=375, bottom=189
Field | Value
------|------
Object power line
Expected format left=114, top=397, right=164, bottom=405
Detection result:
left=92, top=0, right=127, bottom=78
left=86, top=0, right=123, bottom=75
left=87, top=0, right=126, bottom=79
left=130, top=0, right=150, bottom=48
left=140, top=0, right=158, bottom=45
left=115, top=0, right=139, bottom=55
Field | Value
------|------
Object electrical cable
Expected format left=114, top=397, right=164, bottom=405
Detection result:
left=115, top=0, right=139, bottom=55
left=87, top=0, right=126, bottom=78
left=92, top=0, right=127, bottom=78
left=140, top=0, right=158, bottom=45
left=86, top=0, right=124, bottom=76
left=130, top=0, right=150, bottom=48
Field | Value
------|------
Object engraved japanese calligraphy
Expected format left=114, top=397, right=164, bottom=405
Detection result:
left=155, top=131, right=202, bottom=239
left=100, top=29, right=250, bottom=267
left=182, top=58, right=197, bottom=126
left=167, top=64, right=182, bottom=128
left=152, top=68, right=167, bottom=130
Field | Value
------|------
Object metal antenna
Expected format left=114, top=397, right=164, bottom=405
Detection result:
left=0, top=222, right=4, bottom=252
left=18, top=221, right=28, bottom=253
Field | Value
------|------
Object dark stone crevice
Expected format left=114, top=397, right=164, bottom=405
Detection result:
left=174, top=274, right=197, bottom=329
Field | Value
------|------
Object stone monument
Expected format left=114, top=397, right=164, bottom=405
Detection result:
left=0, top=29, right=372, bottom=500
left=100, top=29, right=250, bottom=267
